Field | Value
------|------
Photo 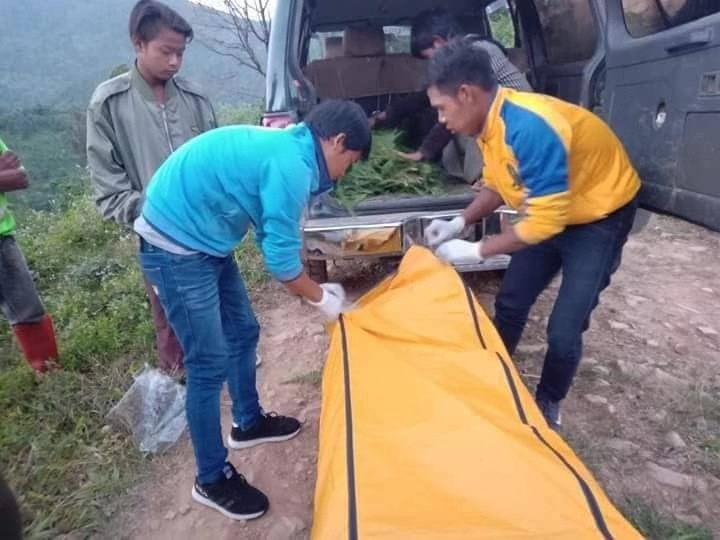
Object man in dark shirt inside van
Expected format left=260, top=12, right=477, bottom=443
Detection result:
left=371, top=8, right=532, bottom=186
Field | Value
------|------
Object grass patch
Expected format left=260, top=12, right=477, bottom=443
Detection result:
left=1, top=190, right=267, bottom=537
left=700, top=439, right=720, bottom=454
left=216, top=103, right=262, bottom=126
left=2, top=363, right=147, bottom=539
left=1, top=194, right=155, bottom=537
left=699, top=438, right=720, bottom=478
left=656, top=385, right=720, bottom=479
left=285, top=369, right=323, bottom=387
left=623, top=497, right=713, bottom=540
left=233, top=233, right=268, bottom=289
left=1, top=100, right=270, bottom=536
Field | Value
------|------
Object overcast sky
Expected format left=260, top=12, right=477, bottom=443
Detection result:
left=191, top=0, right=277, bottom=16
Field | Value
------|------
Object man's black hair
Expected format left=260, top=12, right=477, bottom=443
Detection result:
left=305, top=100, right=373, bottom=160
left=428, top=40, right=498, bottom=95
left=129, top=0, right=193, bottom=43
left=410, top=8, right=464, bottom=58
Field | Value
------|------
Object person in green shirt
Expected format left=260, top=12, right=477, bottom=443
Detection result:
left=0, top=137, right=59, bottom=372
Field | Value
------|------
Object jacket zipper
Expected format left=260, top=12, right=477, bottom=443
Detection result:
left=160, top=104, right=174, bottom=153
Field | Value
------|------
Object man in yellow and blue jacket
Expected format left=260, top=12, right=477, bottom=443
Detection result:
left=424, top=41, right=640, bottom=428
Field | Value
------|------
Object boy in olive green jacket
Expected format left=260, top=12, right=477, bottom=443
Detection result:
left=86, top=0, right=216, bottom=377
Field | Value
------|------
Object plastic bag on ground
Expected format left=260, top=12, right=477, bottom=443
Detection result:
left=107, top=364, right=187, bottom=454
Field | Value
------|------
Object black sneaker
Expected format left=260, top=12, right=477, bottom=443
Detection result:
left=227, top=412, right=301, bottom=450
left=536, top=393, right=562, bottom=430
left=191, top=463, right=268, bottom=520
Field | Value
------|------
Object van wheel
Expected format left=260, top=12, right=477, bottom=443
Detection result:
left=307, top=260, right=328, bottom=283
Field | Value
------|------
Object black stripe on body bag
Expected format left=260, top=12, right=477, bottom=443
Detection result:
left=338, top=315, right=359, bottom=540
left=463, top=285, right=613, bottom=539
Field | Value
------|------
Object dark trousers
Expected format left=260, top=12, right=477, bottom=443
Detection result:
left=144, top=277, right=184, bottom=375
left=494, top=197, right=638, bottom=402
left=0, top=235, right=45, bottom=325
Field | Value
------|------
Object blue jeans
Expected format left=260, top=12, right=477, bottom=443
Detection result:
left=139, top=239, right=262, bottom=484
left=494, top=197, right=638, bottom=402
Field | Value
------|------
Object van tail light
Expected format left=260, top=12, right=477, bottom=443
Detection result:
left=262, top=112, right=293, bottom=128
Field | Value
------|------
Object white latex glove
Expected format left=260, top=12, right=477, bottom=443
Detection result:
left=435, top=239, right=484, bottom=265
left=319, top=282, right=346, bottom=303
left=425, top=216, right=466, bottom=248
left=307, top=283, right=348, bottom=321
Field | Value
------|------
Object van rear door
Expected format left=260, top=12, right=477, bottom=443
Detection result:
left=603, top=0, right=720, bottom=231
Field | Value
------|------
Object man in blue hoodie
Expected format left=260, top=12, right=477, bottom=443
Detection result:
left=134, top=99, right=371, bottom=521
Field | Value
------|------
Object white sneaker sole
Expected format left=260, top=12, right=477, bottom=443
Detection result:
left=191, top=486, right=266, bottom=521
left=227, top=427, right=301, bottom=450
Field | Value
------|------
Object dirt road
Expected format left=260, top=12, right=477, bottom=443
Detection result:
left=107, top=213, right=720, bottom=539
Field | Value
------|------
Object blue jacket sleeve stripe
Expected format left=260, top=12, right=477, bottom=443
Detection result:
left=500, top=101, right=569, bottom=198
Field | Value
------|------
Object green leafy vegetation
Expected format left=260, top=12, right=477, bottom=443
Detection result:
left=488, top=6, right=516, bottom=48
left=0, top=197, right=153, bottom=537
left=0, top=97, right=267, bottom=537
left=285, top=369, right=323, bottom=387
left=0, top=193, right=268, bottom=538
left=0, top=108, right=86, bottom=211
left=217, top=103, right=263, bottom=126
left=623, top=497, right=713, bottom=540
left=334, top=130, right=445, bottom=206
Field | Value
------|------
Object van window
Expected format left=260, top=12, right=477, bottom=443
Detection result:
left=307, top=26, right=411, bottom=63
left=487, top=1, right=516, bottom=48
left=664, top=1, right=720, bottom=26
left=621, top=0, right=664, bottom=37
left=535, top=0, right=598, bottom=64
left=622, top=0, right=720, bottom=38
left=308, top=32, right=344, bottom=62
left=384, top=26, right=412, bottom=54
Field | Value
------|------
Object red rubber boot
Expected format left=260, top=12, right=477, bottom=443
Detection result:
left=12, top=314, right=59, bottom=373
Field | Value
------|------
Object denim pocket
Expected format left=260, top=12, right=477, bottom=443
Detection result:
left=169, top=251, right=214, bottom=267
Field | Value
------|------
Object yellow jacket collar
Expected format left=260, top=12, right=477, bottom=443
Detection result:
left=480, top=86, right=510, bottom=143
